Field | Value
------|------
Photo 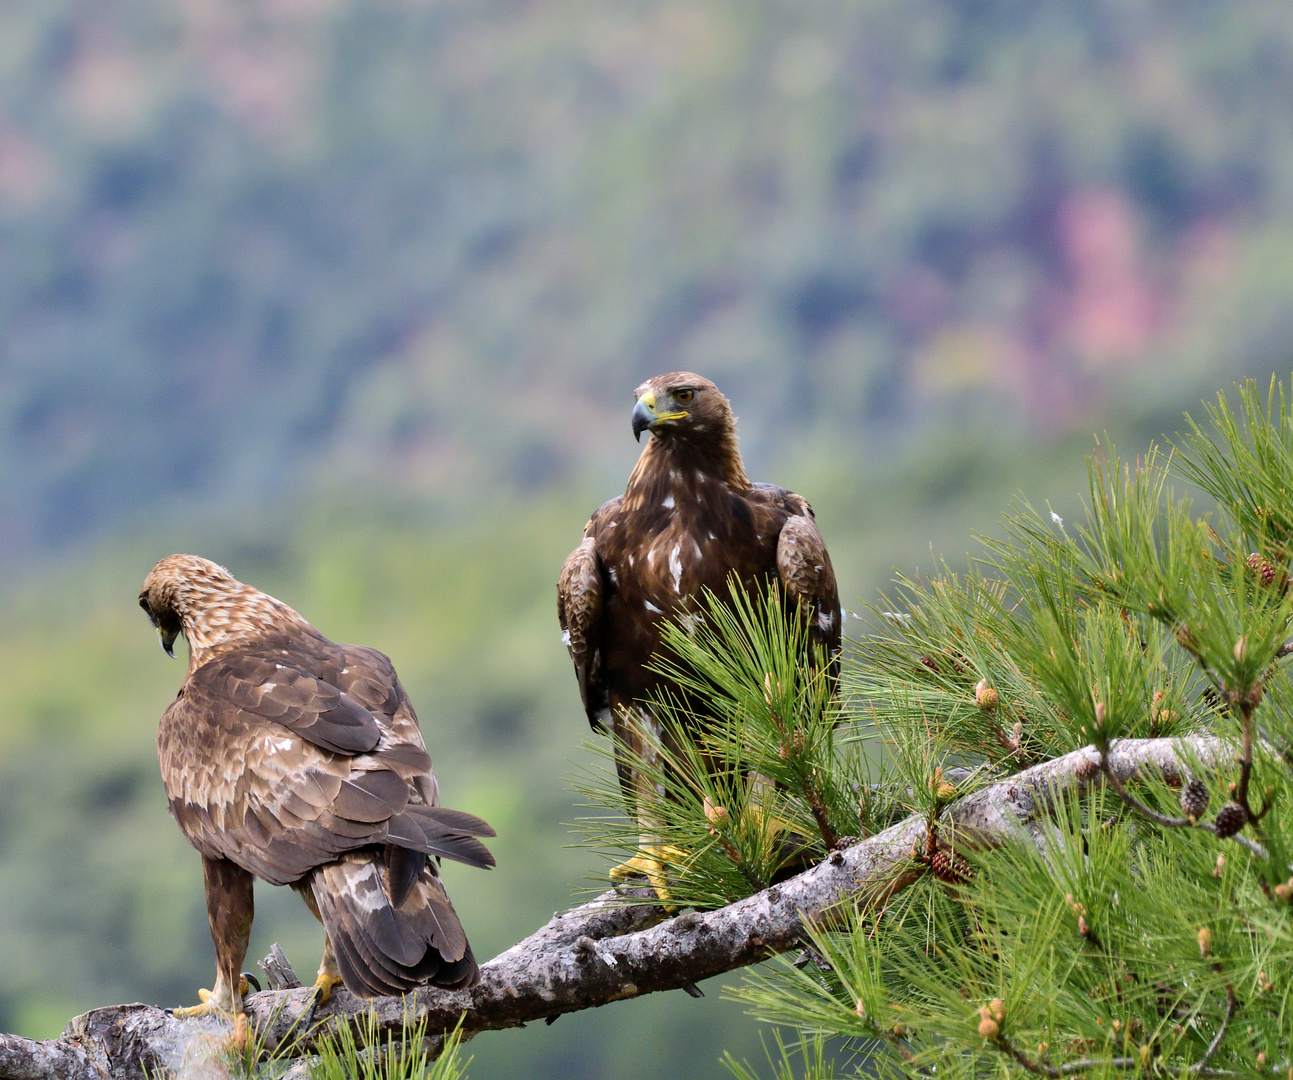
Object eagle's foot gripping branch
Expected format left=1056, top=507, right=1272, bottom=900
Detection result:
left=311, top=970, right=343, bottom=1005
left=609, top=844, right=688, bottom=911
left=172, top=975, right=254, bottom=1019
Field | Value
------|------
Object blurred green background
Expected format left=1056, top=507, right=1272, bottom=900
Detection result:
left=2, top=1, right=1293, bottom=1076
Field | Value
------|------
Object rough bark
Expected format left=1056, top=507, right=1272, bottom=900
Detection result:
left=0, top=737, right=1225, bottom=1080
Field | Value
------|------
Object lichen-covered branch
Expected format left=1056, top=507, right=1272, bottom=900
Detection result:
left=0, top=736, right=1230, bottom=1080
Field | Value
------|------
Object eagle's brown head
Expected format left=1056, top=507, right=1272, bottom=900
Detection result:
left=629, top=372, right=748, bottom=489
left=631, top=372, right=733, bottom=444
left=140, top=554, right=309, bottom=669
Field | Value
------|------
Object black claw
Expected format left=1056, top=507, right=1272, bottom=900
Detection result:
left=241, top=971, right=261, bottom=993
left=682, top=982, right=704, bottom=998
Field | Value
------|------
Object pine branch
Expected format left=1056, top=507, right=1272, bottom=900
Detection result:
left=990, top=1034, right=1138, bottom=1077
left=1096, top=739, right=1269, bottom=858
left=0, top=736, right=1233, bottom=1079
left=1189, top=981, right=1237, bottom=1075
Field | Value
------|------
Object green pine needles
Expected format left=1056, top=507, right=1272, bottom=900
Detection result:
left=585, top=376, right=1293, bottom=1077
left=220, top=1009, right=470, bottom=1080
left=575, top=580, right=894, bottom=909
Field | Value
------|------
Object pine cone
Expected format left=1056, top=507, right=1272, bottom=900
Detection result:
left=930, top=849, right=973, bottom=884
left=1180, top=778, right=1210, bottom=821
left=1247, top=552, right=1276, bottom=586
left=1213, top=802, right=1248, bottom=839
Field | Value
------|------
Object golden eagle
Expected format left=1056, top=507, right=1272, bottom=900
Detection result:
left=139, top=555, right=494, bottom=1016
left=558, top=372, right=840, bottom=896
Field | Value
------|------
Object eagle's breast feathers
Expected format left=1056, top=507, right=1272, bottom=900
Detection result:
left=558, top=373, right=841, bottom=733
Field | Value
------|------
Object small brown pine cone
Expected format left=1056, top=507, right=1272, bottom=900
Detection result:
left=1213, top=802, right=1248, bottom=839
left=931, top=849, right=973, bottom=885
left=1180, top=779, right=1210, bottom=821
left=1247, top=552, right=1277, bottom=586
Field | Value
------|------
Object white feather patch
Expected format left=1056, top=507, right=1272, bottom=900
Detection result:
left=668, top=544, right=683, bottom=592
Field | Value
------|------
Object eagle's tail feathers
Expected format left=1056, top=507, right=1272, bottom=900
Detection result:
left=311, top=853, right=479, bottom=997
left=384, top=845, right=426, bottom=909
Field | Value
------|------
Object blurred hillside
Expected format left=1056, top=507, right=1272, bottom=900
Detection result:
left=2, top=0, right=1292, bottom=558
left=3, top=2, right=1293, bottom=1078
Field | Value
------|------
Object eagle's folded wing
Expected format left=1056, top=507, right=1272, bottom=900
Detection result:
left=558, top=529, right=609, bottom=731
left=158, top=655, right=494, bottom=888
left=775, top=498, right=842, bottom=673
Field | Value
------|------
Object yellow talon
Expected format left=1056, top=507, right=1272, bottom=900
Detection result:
left=174, top=992, right=224, bottom=1019
left=173, top=976, right=252, bottom=1018
left=174, top=999, right=213, bottom=1019
left=312, top=971, right=343, bottom=1004
left=741, top=805, right=793, bottom=843
left=610, top=845, right=688, bottom=911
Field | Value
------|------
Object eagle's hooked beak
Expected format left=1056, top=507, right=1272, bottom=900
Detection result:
left=632, top=396, right=653, bottom=441
left=142, top=596, right=178, bottom=658
left=632, top=391, right=687, bottom=441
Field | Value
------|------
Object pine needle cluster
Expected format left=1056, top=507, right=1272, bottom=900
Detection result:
left=575, top=581, right=898, bottom=909
left=221, top=1008, right=469, bottom=1079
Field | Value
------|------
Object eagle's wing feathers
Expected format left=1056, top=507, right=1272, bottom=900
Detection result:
left=774, top=496, right=842, bottom=671
left=159, top=644, right=492, bottom=889
left=195, top=652, right=381, bottom=755
left=558, top=517, right=610, bottom=731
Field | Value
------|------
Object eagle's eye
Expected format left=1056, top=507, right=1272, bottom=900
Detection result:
left=675, top=388, right=696, bottom=404
left=139, top=595, right=157, bottom=622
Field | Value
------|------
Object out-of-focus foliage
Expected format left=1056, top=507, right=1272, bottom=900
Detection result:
left=1, top=0, right=1292, bottom=554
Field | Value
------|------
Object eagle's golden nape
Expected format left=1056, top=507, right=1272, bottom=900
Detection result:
left=141, top=554, right=494, bottom=1017
left=558, top=372, right=841, bottom=905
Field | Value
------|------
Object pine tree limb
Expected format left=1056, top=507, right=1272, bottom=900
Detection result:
left=0, top=735, right=1233, bottom=1079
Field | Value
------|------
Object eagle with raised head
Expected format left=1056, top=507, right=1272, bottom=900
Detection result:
left=139, top=555, right=494, bottom=1017
left=557, top=372, right=840, bottom=896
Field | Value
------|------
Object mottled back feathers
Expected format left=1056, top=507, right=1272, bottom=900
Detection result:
left=145, top=555, right=493, bottom=995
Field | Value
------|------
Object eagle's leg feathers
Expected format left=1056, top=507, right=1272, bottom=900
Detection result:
left=175, top=857, right=255, bottom=1018
left=741, top=772, right=817, bottom=880
left=292, top=879, right=343, bottom=1015
left=608, top=707, right=689, bottom=910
